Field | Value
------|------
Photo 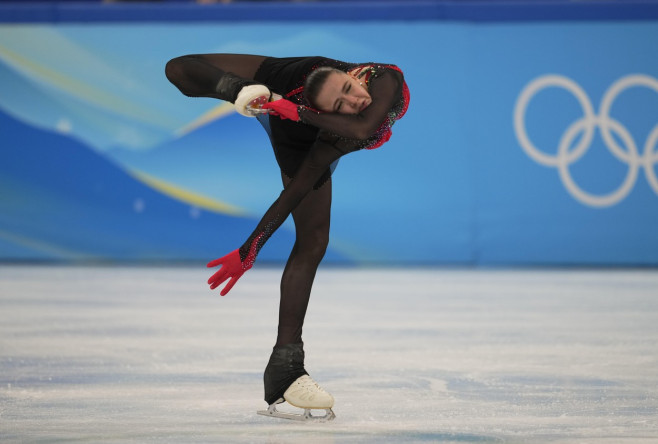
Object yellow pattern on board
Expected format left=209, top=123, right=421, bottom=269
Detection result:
left=176, top=102, right=236, bottom=137
left=129, top=170, right=245, bottom=216
left=0, top=44, right=168, bottom=127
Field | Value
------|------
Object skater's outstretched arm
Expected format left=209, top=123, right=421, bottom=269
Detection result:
left=207, top=137, right=357, bottom=296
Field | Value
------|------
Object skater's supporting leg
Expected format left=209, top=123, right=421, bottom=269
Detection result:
left=263, top=343, right=308, bottom=405
left=260, top=343, right=335, bottom=422
left=276, top=175, right=332, bottom=347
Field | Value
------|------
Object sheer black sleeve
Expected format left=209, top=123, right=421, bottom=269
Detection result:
left=298, top=68, right=403, bottom=142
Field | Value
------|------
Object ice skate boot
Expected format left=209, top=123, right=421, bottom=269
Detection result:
left=213, top=73, right=268, bottom=117
left=235, top=85, right=279, bottom=117
left=257, top=343, right=335, bottom=422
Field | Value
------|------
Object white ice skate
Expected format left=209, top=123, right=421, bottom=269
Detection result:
left=235, top=85, right=280, bottom=117
left=257, top=374, right=336, bottom=422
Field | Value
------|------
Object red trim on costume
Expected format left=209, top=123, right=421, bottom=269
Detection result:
left=383, top=64, right=410, bottom=119
left=286, top=86, right=304, bottom=98
left=365, top=64, right=409, bottom=150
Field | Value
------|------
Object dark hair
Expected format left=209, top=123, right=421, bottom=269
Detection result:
left=304, top=67, right=343, bottom=110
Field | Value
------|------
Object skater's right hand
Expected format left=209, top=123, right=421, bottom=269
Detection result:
left=206, top=249, right=252, bottom=296
left=261, top=98, right=301, bottom=121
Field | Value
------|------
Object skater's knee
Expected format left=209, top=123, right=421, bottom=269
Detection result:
left=165, top=56, right=190, bottom=86
left=165, top=56, right=184, bottom=82
left=165, top=55, right=201, bottom=96
left=297, top=228, right=329, bottom=264
left=165, top=57, right=185, bottom=90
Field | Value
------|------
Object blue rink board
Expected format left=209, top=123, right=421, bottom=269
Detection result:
left=0, top=2, right=657, bottom=265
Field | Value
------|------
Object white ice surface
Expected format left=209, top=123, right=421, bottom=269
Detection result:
left=1, top=265, right=657, bottom=443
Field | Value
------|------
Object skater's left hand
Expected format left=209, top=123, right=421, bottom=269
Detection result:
left=206, top=249, right=252, bottom=296
left=261, top=98, right=301, bottom=121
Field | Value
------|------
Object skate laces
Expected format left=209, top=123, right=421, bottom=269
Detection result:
left=284, top=374, right=334, bottom=409
left=295, top=375, right=326, bottom=395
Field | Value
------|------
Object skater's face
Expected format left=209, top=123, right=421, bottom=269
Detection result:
left=314, top=71, right=371, bottom=114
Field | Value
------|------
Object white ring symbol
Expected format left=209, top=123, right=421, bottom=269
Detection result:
left=514, top=74, right=658, bottom=207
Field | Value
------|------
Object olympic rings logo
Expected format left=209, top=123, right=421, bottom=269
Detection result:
left=514, top=74, right=658, bottom=207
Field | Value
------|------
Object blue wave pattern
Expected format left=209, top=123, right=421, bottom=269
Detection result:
left=0, top=106, right=318, bottom=261
left=1, top=20, right=657, bottom=264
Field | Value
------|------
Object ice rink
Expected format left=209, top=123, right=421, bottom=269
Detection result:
left=1, top=265, right=657, bottom=443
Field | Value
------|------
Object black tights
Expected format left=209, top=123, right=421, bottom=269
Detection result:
left=165, top=53, right=267, bottom=98
left=165, top=53, right=333, bottom=347
left=277, top=174, right=331, bottom=346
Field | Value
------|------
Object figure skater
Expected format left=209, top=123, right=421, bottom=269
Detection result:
left=165, top=54, right=409, bottom=421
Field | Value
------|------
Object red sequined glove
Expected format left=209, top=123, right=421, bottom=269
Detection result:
left=207, top=249, right=253, bottom=296
left=261, top=98, right=301, bottom=121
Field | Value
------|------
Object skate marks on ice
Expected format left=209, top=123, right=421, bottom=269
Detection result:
left=1, top=266, right=658, bottom=443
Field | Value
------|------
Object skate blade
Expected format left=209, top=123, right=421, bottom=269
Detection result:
left=246, top=106, right=273, bottom=116
left=257, top=403, right=335, bottom=422
left=245, top=96, right=272, bottom=116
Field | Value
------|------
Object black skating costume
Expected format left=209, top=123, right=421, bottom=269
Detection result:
left=165, top=54, right=409, bottom=409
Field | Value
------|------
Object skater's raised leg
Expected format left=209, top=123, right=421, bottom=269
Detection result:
left=165, top=54, right=272, bottom=115
left=165, top=53, right=267, bottom=99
